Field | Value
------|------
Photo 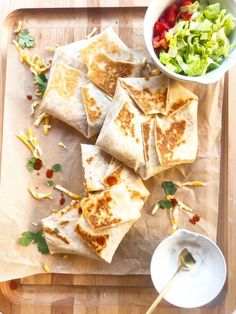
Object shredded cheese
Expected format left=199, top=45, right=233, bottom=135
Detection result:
left=169, top=206, right=179, bottom=233
left=35, top=89, right=42, bottom=97
left=178, top=201, right=194, bottom=213
left=34, top=112, right=48, bottom=127
left=42, top=264, right=51, bottom=273
left=151, top=203, right=160, bottom=215
left=141, top=57, right=147, bottom=69
left=28, top=187, right=53, bottom=200
left=30, top=101, right=40, bottom=115
left=43, top=117, right=51, bottom=136
left=14, top=21, right=23, bottom=34
left=58, top=142, right=67, bottom=149
left=17, top=132, right=35, bottom=155
left=13, top=40, right=51, bottom=75
left=54, top=185, right=82, bottom=200
left=86, top=27, right=98, bottom=39
left=175, top=181, right=206, bottom=187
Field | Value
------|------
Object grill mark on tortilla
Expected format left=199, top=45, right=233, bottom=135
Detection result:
left=74, top=224, right=109, bottom=255
left=81, top=87, right=102, bottom=123
left=155, top=120, right=186, bottom=165
left=59, top=201, right=80, bottom=216
left=46, top=62, right=80, bottom=99
left=43, top=226, right=70, bottom=244
left=115, top=102, right=135, bottom=138
left=121, top=81, right=167, bottom=114
left=142, top=120, right=151, bottom=162
left=59, top=220, right=69, bottom=226
left=81, top=191, right=122, bottom=229
left=88, top=54, right=135, bottom=96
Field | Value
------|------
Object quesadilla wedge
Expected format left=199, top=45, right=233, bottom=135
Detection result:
left=81, top=183, right=141, bottom=230
left=96, top=79, right=146, bottom=171
left=81, top=83, right=112, bottom=137
left=81, top=144, right=111, bottom=192
left=154, top=99, right=198, bottom=166
left=42, top=200, right=138, bottom=263
left=120, top=75, right=169, bottom=115
left=166, top=80, right=198, bottom=116
left=40, top=61, right=90, bottom=137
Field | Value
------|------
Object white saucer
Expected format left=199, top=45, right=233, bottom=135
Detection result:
left=150, top=229, right=227, bottom=308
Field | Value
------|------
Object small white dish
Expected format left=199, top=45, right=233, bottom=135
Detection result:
left=150, top=229, right=227, bottom=308
left=144, top=0, right=236, bottom=84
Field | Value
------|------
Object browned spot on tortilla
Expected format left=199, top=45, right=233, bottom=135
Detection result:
left=59, top=201, right=80, bottom=216
left=80, top=32, right=126, bottom=67
left=144, top=76, right=150, bottom=81
left=74, top=224, right=109, bottom=255
left=88, top=53, right=135, bottom=96
left=121, top=80, right=167, bottom=114
left=86, top=156, right=94, bottom=165
left=104, top=166, right=123, bottom=186
left=46, top=62, right=80, bottom=99
left=59, top=220, right=69, bottom=226
left=169, top=98, right=194, bottom=115
left=81, top=86, right=102, bottom=123
left=81, top=190, right=122, bottom=229
left=115, top=102, right=135, bottom=138
left=155, top=119, right=186, bottom=165
left=142, top=120, right=151, bottom=162
left=43, top=226, right=70, bottom=244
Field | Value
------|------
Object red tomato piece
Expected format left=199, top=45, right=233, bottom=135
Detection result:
left=164, top=4, right=178, bottom=25
left=155, top=21, right=169, bottom=34
left=180, top=0, right=192, bottom=6
left=153, top=35, right=161, bottom=48
left=181, top=12, right=193, bottom=20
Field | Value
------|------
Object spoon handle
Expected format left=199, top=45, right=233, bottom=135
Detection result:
left=145, top=265, right=181, bottom=314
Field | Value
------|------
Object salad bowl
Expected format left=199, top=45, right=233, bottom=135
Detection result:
left=144, top=0, right=236, bottom=84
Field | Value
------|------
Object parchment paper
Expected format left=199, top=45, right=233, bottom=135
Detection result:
left=0, top=45, right=224, bottom=281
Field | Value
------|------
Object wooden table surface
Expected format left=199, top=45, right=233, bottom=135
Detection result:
left=0, top=1, right=236, bottom=314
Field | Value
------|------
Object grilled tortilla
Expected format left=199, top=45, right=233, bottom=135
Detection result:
left=40, top=61, right=90, bottom=137
left=81, top=183, right=141, bottom=230
left=42, top=200, right=137, bottom=263
left=154, top=99, right=198, bottom=166
left=120, top=75, right=169, bottom=115
left=81, top=83, right=112, bottom=137
left=81, top=144, right=111, bottom=192
left=96, top=79, right=146, bottom=171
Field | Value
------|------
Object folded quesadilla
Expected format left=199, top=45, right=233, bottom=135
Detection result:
left=42, top=200, right=137, bottom=263
left=81, top=183, right=141, bottom=230
left=155, top=99, right=198, bottom=166
left=40, top=61, right=90, bottom=137
left=96, top=75, right=198, bottom=179
left=96, top=79, right=146, bottom=171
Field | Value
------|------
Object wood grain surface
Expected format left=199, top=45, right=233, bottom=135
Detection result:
left=0, top=1, right=235, bottom=314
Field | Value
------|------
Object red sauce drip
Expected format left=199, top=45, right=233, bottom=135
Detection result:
left=27, top=94, right=33, bottom=100
left=34, top=158, right=42, bottom=170
left=60, top=193, right=65, bottom=205
left=189, top=214, right=200, bottom=225
left=106, top=176, right=118, bottom=186
left=171, top=198, right=178, bottom=207
left=46, top=169, right=54, bottom=178
left=9, top=280, right=18, bottom=290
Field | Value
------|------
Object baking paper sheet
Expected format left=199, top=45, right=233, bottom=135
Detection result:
left=0, top=45, right=224, bottom=281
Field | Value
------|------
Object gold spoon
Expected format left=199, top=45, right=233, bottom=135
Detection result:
left=146, top=248, right=196, bottom=314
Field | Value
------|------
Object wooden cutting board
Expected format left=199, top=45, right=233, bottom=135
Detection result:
left=0, top=1, right=236, bottom=314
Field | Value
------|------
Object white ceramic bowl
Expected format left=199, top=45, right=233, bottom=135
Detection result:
left=150, top=229, right=227, bottom=308
left=144, top=0, right=236, bottom=84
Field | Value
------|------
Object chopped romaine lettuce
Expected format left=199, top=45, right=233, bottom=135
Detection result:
left=159, top=1, right=235, bottom=76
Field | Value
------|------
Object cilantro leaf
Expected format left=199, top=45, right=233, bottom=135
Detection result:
left=18, top=230, right=49, bottom=254
left=51, top=163, right=62, bottom=172
left=34, top=74, right=48, bottom=97
left=158, top=199, right=173, bottom=209
left=26, top=157, right=36, bottom=172
left=46, top=180, right=54, bottom=187
left=18, top=28, right=35, bottom=49
left=161, top=181, right=177, bottom=195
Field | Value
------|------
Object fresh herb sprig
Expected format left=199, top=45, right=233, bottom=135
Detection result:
left=18, top=28, right=35, bottom=49
left=158, top=181, right=178, bottom=209
left=34, top=74, right=48, bottom=97
left=19, top=230, right=49, bottom=254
